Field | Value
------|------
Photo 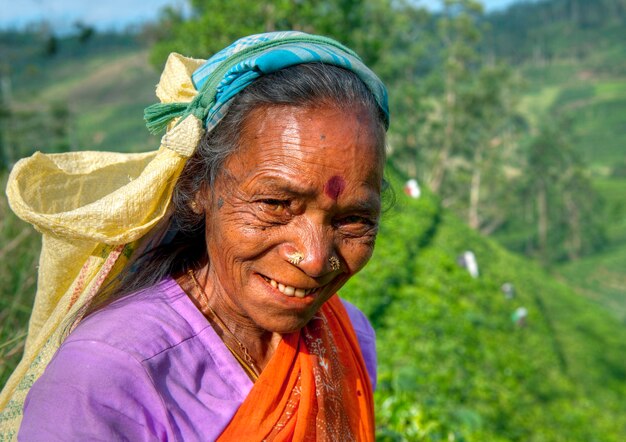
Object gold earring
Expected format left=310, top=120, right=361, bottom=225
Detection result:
left=190, top=200, right=199, bottom=212
left=329, top=256, right=340, bottom=271
left=288, top=252, right=304, bottom=265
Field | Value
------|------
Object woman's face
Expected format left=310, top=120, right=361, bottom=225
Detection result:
left=199, top=104, right=384, bottom=334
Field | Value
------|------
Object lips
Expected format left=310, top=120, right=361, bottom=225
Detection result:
left=261, top=275, right=319, bottom=298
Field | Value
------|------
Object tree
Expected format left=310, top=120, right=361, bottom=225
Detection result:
left=74, top=22, right=95, bottom=44
left=44, top=34, right=58, bottom=57
left=428, top=0, right=484, bottom=194
left=461, top=64, right=521, bottom=231
left=519, top=120, right=605, bottom=263
left=148, top=0, right=394, bottom=69
left=49, top=102, right=72, bottom=152
left=389, top=1, right=523, bottom=236
left=375, top=1, right=435, bottom=178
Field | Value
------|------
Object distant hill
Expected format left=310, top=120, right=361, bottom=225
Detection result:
left=1, top=32, right=161, bottom=162
left=485, top=0, right=626, bottom=180
left=487, top=0, right=626, bottom=71
left=485, top=0, right=626, bottom=323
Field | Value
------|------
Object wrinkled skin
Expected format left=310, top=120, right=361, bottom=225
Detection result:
left=186, top=104, right=384, bottom=369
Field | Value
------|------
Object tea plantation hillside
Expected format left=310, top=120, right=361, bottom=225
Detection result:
left=341, top=169, right=626, bottom=441
left=2, top=25, right=626, bottom=442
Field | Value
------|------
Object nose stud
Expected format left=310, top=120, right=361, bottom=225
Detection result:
left=288, top=251, right=340, bottom=271
left=287, top=251, right=304, bottom=265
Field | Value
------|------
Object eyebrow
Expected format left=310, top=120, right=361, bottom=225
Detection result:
left=251, top=177, right=317, bottom=198
left=251, top=176, right=381, bottom=211
left=346, top=196, right=382, bottom=214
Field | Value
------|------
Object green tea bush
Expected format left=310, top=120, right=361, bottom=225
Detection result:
left=342, top=169, right=626, bottom=441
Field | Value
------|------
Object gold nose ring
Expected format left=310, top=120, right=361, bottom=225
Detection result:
left=329, top=256, right=340, bottom=271
left=287, top=252, right=304, bottom=265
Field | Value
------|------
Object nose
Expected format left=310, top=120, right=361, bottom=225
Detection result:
left=282, top=218, right=338, bottom=277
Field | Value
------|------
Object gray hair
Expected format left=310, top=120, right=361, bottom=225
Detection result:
left=172, top=63, right=387, bottom=233
left=85, top=63, right=388, bottom=314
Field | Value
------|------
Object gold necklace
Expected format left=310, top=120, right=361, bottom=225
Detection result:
left=187, top=270, right=261, bottom=381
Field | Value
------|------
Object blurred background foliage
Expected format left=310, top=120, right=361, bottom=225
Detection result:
left=1, top=0, right=625, bottom=440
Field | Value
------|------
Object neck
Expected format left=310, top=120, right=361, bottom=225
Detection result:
left=176, top=267, right=282, bottom=374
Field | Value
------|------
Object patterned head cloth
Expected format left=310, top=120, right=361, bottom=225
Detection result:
left=144, top=31, right=389, bottom=135
left=0, top=31, right=389, bottom=438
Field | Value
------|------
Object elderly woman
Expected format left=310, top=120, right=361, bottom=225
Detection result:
left=4, top=31, right=389, bottom=440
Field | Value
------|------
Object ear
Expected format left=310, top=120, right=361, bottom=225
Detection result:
left=190, top=201, right=201, bottom=214
left=190, top=191, right=205, bottom=214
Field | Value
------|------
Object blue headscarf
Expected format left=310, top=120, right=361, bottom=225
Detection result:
left=144, top=31, right=389, bottom=134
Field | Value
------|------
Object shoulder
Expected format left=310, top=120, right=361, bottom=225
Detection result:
left=340, top=298, right=377, bottom=390
left=340, top=298, right=376, bottom=346
left=65, top=277, right=210, bottom=361
left=21, top=318, right=175, bottom=440
left=21, top=277, right=252, bottom=441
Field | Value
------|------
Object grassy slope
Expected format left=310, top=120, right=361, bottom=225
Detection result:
left=0, top=173, right=39, bottom=386
left=342, top=170, right=626, bottom=441
left=6, top=35, right=161, bottom=156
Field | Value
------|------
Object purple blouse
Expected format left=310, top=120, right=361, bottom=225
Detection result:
left=19, top=277, right=376, bottom=441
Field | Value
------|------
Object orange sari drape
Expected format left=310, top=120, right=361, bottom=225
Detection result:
left=217, top=295, right=375, bottom=441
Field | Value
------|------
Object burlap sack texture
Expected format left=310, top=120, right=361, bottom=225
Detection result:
left=0, top=53, right=206, bottom=438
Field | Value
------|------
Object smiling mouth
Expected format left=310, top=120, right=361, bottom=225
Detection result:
left=261, top=275, right=319, bottom=298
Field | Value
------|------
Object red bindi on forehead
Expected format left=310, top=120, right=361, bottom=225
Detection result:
left=324, top=175, right=346, bottom=201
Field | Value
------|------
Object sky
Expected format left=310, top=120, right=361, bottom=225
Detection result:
left=0, top=0, right=523, bottom=33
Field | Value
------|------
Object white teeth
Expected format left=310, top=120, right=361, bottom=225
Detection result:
left=277, top=283, right=294, bottom=297
left=265, top=276, right=315, bottom=298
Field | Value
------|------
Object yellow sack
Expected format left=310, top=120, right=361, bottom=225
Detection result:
left=0, top=54, right=205, bottom=438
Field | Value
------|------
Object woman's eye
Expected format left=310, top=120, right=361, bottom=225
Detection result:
left=335, top=215, right=377, bottom=238
left=342, top=215, right=365, bottom=224
left=337, top=215, right=375, bottom=227
left=260, top=199, right=289, bottom=213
